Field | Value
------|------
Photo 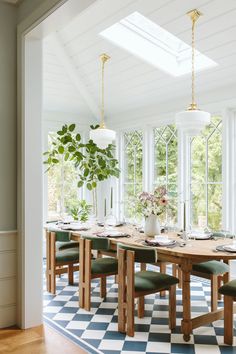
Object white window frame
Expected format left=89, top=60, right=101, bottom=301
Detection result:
left=119, top=128, right=144, bottom=220
left=117, top=111, right=236, bottom=234
left=189, top=116, right=223, bottom=229
left=153, top=124, right=178, bottom=224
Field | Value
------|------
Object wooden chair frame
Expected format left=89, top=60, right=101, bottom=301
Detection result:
left=176, top=264, right=229, bottom=311
left=223, top=295, right=236, bottom=345
left=79, top=238, right=118, bottom=311
left=46, top=231, right=79, bottom=294
left=118, top=248, right=177, bottom=337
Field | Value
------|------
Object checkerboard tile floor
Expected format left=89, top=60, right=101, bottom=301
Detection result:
left=43, top=268, right=236, bottom=354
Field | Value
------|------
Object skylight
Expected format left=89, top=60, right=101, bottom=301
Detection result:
left=100, top=12, right=217, bottom=77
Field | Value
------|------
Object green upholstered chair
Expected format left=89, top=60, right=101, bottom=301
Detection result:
left=46, top=231, right=79, bottom=294
left=191, top=260, right=230, bottom=311
left=219, top=280, right=236, bottom=345
left=79, top=236, right=118, bottom=311
left=117, top=243, right=179, bottom=337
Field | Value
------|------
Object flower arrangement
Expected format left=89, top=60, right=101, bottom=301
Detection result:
left=138, top=186, right=168, bottom=217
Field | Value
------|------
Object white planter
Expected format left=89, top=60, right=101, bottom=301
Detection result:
left=144, top=214, right=160, bottom=237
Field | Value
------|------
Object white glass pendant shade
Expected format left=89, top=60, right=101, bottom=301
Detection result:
left=175, top=109, right=210, bottom=136
left=89, top=53, right=116, bottom=149
left=175, top=9, right=211, bottom=136
left=90, top=127, right=116, bottom=149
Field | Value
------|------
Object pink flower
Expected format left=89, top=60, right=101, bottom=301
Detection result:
left=160, top=197, right=168, bottom=206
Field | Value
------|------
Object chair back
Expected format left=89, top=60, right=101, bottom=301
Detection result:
left=117, top=243, right=158, bottom=264
left=55, top=231, right=70, bottom=242
left=81, top=235, right=110, bottom=251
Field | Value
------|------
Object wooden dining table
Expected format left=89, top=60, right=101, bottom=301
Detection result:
left=69, top=224, right=236, bottom=342
left=47, top=225, right=236, bottom=342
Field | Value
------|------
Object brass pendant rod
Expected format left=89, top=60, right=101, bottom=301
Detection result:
left=100, top=53, right=110, bottom=128
left=187, top=9, right=202, bottom=111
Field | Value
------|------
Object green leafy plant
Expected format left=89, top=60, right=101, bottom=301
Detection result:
left=69, top=200, right=92, bottom=222
left=44, top=124, right=120, bottom=192
left=70, top=206, right=79, bottom=221
left=78, top=199, right=92, bottom=222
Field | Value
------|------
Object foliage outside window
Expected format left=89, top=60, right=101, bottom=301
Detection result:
left=190, top=116, right=222, bottom=230
left=47, top=133, right=79, bottom=220
left=123, top=131, right=143, bottom=220
left=154, top=124, right=178, bottom=224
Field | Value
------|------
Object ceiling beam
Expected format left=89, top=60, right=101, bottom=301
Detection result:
left=50, top=33, right=100, bottom=121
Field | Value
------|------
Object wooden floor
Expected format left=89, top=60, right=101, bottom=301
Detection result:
left=0, top=324, right=87, bottom=354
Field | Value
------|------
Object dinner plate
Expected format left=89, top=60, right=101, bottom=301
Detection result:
left=97, top=231, right=129, bottom=238
left=188, top=233, right=212, bottom=240
left=222, top=245, right=236, bottom=253
left=145, top=239, right=176, bottom=247
left=60, top=224, right=90, bottom=231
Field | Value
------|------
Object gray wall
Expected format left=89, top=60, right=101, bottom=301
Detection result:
left=0, top=3, right=17, bottom=231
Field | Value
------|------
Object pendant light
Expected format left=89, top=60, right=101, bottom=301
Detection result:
left=175, top=9, right=210, bottom=136
left=89, top=53, right=116, bottom=149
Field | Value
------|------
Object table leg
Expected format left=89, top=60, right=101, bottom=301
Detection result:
left=181, top=261, right=192, bottom=342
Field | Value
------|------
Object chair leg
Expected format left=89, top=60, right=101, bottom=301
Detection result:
left=218, top=276, right=222, bottom=300
left=68, top=264, right=74, bottom=285
left=50, top=232, right=56, bottom=294
left=100, top=277, right=106, bottom=298
left=169, top=285, right=176, bottom=330
left=51, top=266, right=56, bottom=294
left=160, top=263, right=166, bottom=297
left=224, top=295, right=234, bottom=345
left=127, top=254, right=135, bottom=337
left=79, top=264, right=85, bottom=309
left=46, top=232, right=51, bottom=292
left=138, top=297, right=145, bottom=318
left=177, top=266, right=182, bottom=289
left=118, top=249, right=126, bottom=333
left=211, top=275, right=218, bottom=311
left=172, top=264, right=177, bottom=277
left=84, top=241, right=92, bottom=312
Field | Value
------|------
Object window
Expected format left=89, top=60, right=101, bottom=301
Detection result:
left=100, top=12, right=217, bottom=76
left=154, top=124, right=178, bottom=224
left=123, top=130, right=143, bottom=220
left=47, top=133, right=80, bottom=220
left=190, top=116, right=222, bottom=229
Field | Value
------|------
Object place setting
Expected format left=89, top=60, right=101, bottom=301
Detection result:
left=144, top=235, right=179, bottom=248
left=95, top=229, right=131, bottom=238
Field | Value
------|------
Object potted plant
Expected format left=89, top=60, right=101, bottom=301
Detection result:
left=44, top=124, right=120, bottom=215
left=137, top=186, right=168, bottom=236
left=69, top=200, right=92, bottom=222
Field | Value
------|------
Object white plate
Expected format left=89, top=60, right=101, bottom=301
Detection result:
left=223, top=245, right=236, bottom=252
left=188, top=232, right=212, bottom=240
left=99, top=231, right=128, bottom=237
left=154, top=236, right=170, bottom=244
left=145, top=239, right=176, bottom=246
left=61, top=224, right=89, bottom=231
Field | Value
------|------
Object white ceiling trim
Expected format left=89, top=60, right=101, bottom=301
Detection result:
left=50, top=33, right=100, bottom=122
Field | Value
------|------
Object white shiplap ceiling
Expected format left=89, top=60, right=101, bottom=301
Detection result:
left=43, top=0, right=236, bottom=125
